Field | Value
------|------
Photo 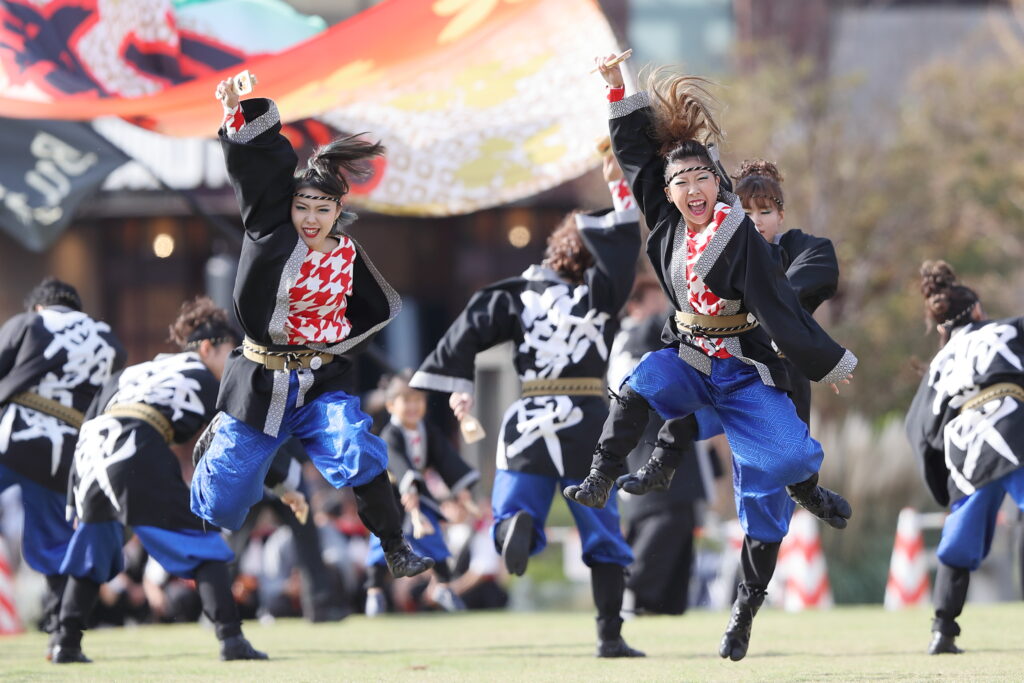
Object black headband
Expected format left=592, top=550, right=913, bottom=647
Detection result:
left=185, top=336, right=233, bottom=350
left=749, top=193, right=783, bottom=209
left=293, top=192, right=340, bottom=204
left=666, top=165, right=716, bottom=185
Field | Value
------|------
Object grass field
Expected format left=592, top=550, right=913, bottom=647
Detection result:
left=1, top=604, right=1022, bottom=681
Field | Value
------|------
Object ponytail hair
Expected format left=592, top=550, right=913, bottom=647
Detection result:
left=168, top=296, right=239, bottom=351
left=643, top=69, right=726, bottom=192
left=735, top=158, right=785, bottom=211
left=294, top=133, right=385, bottom=229
left=919, top=260, right=979, bottom=336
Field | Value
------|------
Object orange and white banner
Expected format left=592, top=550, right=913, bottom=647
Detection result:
left=0, top=0, right=622, bottom=215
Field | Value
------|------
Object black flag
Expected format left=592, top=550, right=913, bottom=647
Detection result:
left=0, top=119, right=128, bottom=251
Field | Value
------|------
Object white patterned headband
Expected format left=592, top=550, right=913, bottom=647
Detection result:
left=293, top=192, right=340, bottom=204
left=667, top=165, right=716, bottom=184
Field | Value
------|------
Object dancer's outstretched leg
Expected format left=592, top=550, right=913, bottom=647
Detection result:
left=565, top=385, right=653, bottom=508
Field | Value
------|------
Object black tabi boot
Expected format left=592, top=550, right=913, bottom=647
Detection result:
left=929, top=563, right=969, bottom=654
left=495, top=510, right=534, bottom=576
left=563, top=467, right=615, bottom=509
left=195, top=561, right=268, bottom=661
left=617, top=416, right=695, bottom=495
left=592, top=563, right=645, bottom=658
left=354, top=472, right=434, bottom=578
left=566, top=386, right=654, bottom=508
left=616, top=453, right=675, bottom=495
left=52, top=576, right=99, bottom=664
left=719, top=536, right=780, bottom=662
left=786, top=473, right=852, bottom=529
left=719, top=586, right=766, bottom=662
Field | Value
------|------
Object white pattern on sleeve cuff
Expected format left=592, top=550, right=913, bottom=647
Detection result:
left=227, top=100, right=280, bottom=144
left=409, top=370, right=474, bottom=397
left=819, top=349, right=858, bottom=385
left=609, top=91, right=650, bottom=119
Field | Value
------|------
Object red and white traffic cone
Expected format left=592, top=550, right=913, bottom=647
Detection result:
left=776, top=509, right=833, bottom=611
left=884, top=507, right=930, bottom=609
left=0, top=537, right=23, bottom=634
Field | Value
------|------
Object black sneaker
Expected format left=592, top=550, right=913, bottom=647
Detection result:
left=502, top=511, right=533, bottom=577
left=385, top=542, right=435, bottom=578
left=928, top=631, right=963, bottom=655
left=51, top=645, right=91, bottom=664
left=787, top=474, right=852, bottom=529
left=220, top=635, right=269, bottom=661
left=563, top=469, right=615, bottom=509
left=597, top=637, right=646, bottom=658
left=616, top=457, right=675, bottom=495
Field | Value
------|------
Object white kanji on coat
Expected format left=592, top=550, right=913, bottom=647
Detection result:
left=497, top=395, right=583, bottom=477
left=944, top=396, right=1021, bottom=495
left=105, top=353, right=206, bottom=424
left=0, top=310, right=117, bottom=475
left=518, top=283, right=609, bottom=380
left=72, top=415, right=137, bottom=518
left=929, top=323, right=1022, bottom=414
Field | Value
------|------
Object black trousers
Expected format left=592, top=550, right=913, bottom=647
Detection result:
left=625, top=505, right=696, bottom=615
left=58, top=561, right=242, bottom=647
left=932, top=562, right=970, bottom=636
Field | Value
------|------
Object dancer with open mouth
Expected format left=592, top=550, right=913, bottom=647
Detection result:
left=189, top=75, right=432, bottom=583
left=565, top=55, right=857, bottom=662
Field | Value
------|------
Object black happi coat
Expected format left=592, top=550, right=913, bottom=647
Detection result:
left=609, top=91, right=856, bottom=390
left=218, top=98, right=400, bottom=437
left=380, top=419, right=479, bottom=516
left=774, top=229, right=840, bottom=424
left=0, top=307, right=124, bottom=493
left=70, top=352, right=218, bottom=530
left=905, top=317, right=1024, bottom=506
left=411, top=208, right=641, bottom=479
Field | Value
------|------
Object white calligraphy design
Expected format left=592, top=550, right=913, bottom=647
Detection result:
left=518, top=282, right=609, bottom=380
left=944, top=396, right=1021, bottom=495
left=0, top=310, right=117, bottom=475
left=106, top=353, right=206, bottom=423
left=496, top=396, right=583, bottom=477
left=72, top=415, right=137, bottom=518
left=929, top=323, right=1022, bottom=414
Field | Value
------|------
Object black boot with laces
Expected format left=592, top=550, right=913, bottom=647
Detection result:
left=616, top=455, right=675, bottom=495
left=563, top=468, right=615, bottom=508
left=786, top=473, right=852, bottom=529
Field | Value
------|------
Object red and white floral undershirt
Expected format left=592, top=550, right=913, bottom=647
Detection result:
left=225, top=104, right=357, bottom=346
left=608, top=86, right=731, bottom=359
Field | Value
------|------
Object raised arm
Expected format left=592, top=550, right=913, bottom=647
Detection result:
left=577, top=188, right=641, bottom=314
left=216, top=77, right=297, bottom=240
left=409, top=288, right=518, bottom=397
left=595, top=56, right=678, bottom=229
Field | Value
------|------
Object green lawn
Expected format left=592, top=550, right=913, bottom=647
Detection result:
left=1, top=605, right=1021, bottom=681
